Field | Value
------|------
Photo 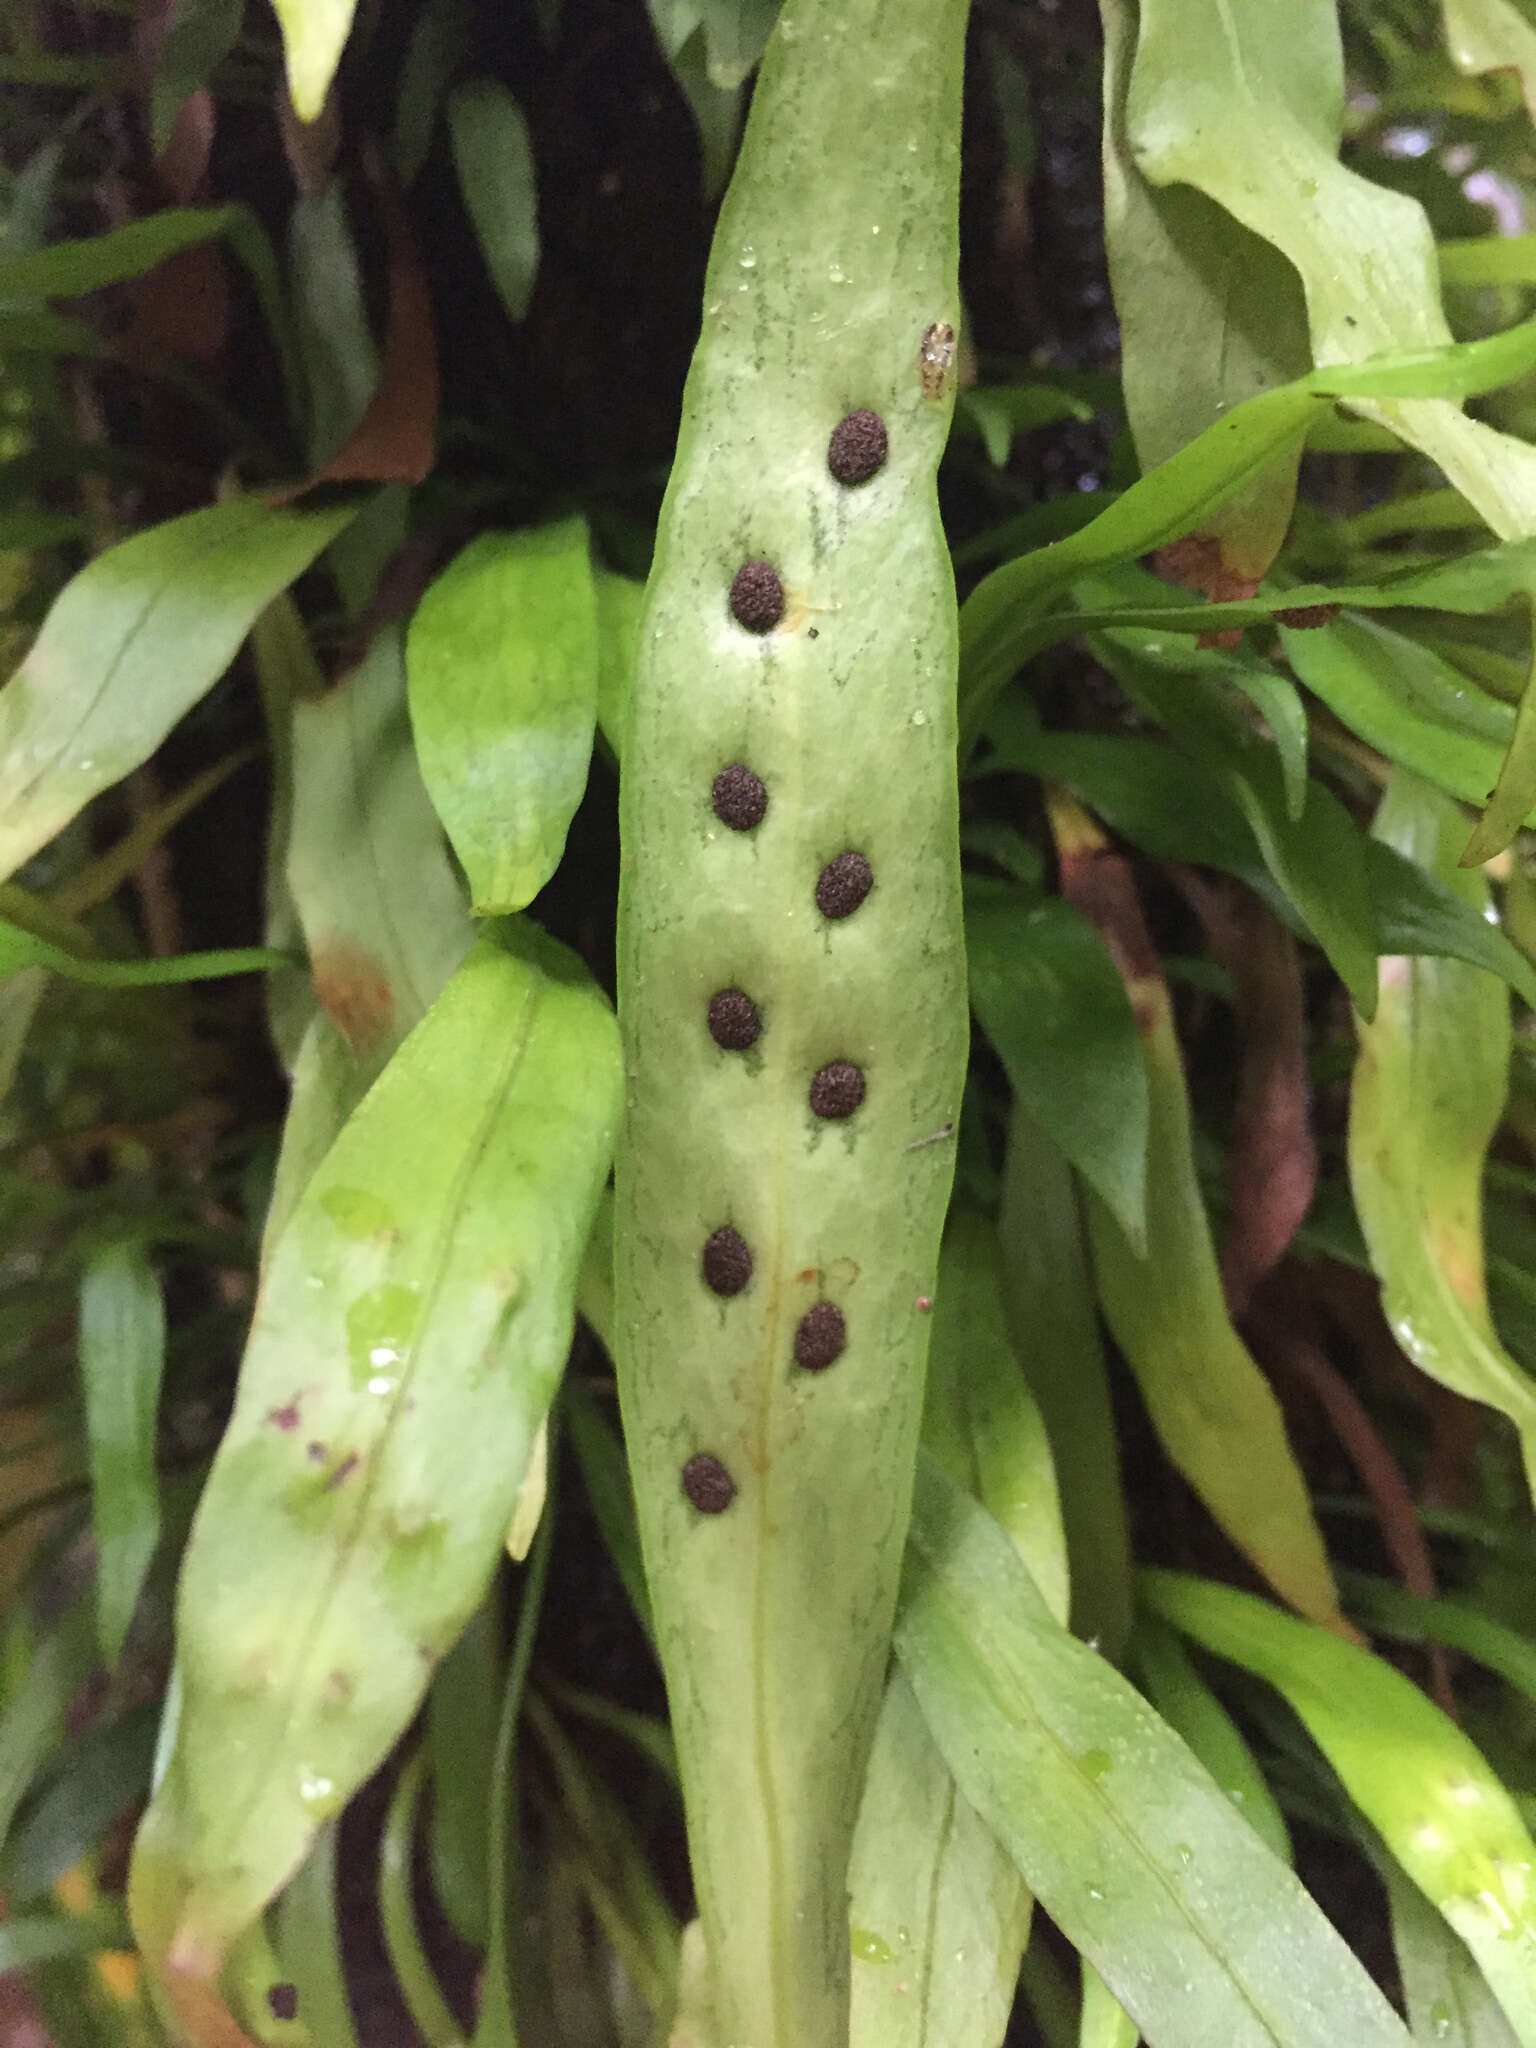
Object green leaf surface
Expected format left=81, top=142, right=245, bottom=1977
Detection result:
left=1085, top=979, right=1344, bottom=1631
left=128, top=922, right=621, bottom=2035
left=957, top=384, right=1094, bottom=469
left=1443, top=0, right=1536, bottom=119
left=1082, top=587, right=1378, bottom=1014
left=268, top=622, right=474, bottom=1245
left=426, top=1598, right=499, bottom=1950
left=1142, top=1569, right=1536, bottom=2048
left=406, top=522, right=599, bottom=915
left=897, top=1458, right=1411, bottom=2048
left=1386, top=1856, right=1520, bottom=2048
left=957, top=319, right=1536, bottom=747
left=271, top=1825, right=359, bottom=2048
left=967, top=894, right=1149, bottom=1248
left=448, top=81, right=542, bottom=326
left=1131, top=1618, right=1291, bottom=1866
left=79, top=1247, right=165, bottom=1667
left=1081, top=1961, right=1141, bottom=2048
left=1102, top=0, right=1310, bottom=584
left=1340, top=1574, right=1536, bottom=1705
left=998, top=1109, right=1133, bottom=1661
left=379, top=1753, right=463, bottom=2048
left=1350, top=775, right=1536, bottom=1502
left=0, top=1705, right=158, bottom=1905
left=0, top=1911, right=125, bottom=1974
left=271, top=0, right=357, bottom=121
left=151, top=0, right=246, bottom=153
left=0, top=497, right=355, bottom=888
left=1125, top=0, right=1536, bottom=541
left=848, top=1668, right=1032, bottom=2048
left=974, top=698, right=1536, bottom=1008
left=0, top=921, right=292, bottom=989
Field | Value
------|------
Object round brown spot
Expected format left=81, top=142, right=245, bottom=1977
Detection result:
left=682, top=1453, right=736, bottom=1513
left=828, top=409, right=888, bottom=485
left=708, top=988, right=760, bottom=1050
left=815, top=851, right=873, bottom=919
left=729, top=559, right=785, bottom=633
left=809, top=1061, right=865, bottom=1119
left=794, top=1301, right=846, bottom=1370
left=268, top=1985, right=300, bottom=2022
left=702, top=1225, right=753, bottom=1295
left=712, top=763, right=768, bottom=831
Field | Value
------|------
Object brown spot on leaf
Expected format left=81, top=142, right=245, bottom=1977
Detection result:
left=310, top=940, right=395, bottom=1054
left=268, top=1399, right=302, bottom=1431
left=307, top=1441, right=328, bottom=1463
left=810, top=1061, right=865, bottom=1119
left=268, top=1985, right=299, bottom=2023
left=794, top=1302, right=846, bottom=1370
left=712, top=763, right=768, bottom=831
left=729, top=560, right=785, bottom=632
left=828, top=409, right=888, bottom=485
left=702, top=1226, right=753, bottom=1295
left=815, top=851, right=873, bottom=919
left=682, top=1452, right=736, bottom=1513
left=707, top=989, right=760, bottom=1050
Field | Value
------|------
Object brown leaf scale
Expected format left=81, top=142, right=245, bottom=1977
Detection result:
left=712, top=763, right=768, bottom=831
left=708, top=988, right=761, bottom=1049
left=815, top=851, right=873, bottom=919
left=702, top=1225, right=753, bottom=1295
left=268, top=1986, right=299, bottom=2023
left=827, top=409, right=888, bottom=485
left=794, top=1301, right=847, bottom=1370
left=729, top=559, right=785, bottom=632
left=809, top=1061, right=865, bottom=1119
left=682, top=1453, right=736, bottom=1513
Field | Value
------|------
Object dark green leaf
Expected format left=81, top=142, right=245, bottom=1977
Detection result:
left=897, top=1458, right=1412, bottom=2048
left=968, top=895, right=1148, bottom=1246
left=79, top=1246, right=165, bottom=1666
left=449, top=80, right=542, bottom=326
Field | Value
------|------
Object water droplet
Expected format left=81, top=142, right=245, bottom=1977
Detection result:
left=1176, top=1842, right=1194, bottom=1866
left=828, top=262, right=848, bottom=284
left=298, top=1771, right=335, bottom=1809
left=1078, top=1748, right=1112, bottom=1782
left=871, top=223, right=881, bottom=234
left=910, top=708, right=928, bottom=727
left=1430, top=1999, right=1451, bottom=2037
left=367, top=1375, right=397, bottom=1396
left=369, top=1345, right=399, bottom=1368
left=896, top=1926, right=911, bottom=1948
left=345, top=1282, right=419, bottom=1389
left=850, top=1929, right=894, bottom=1964
left=1085, top=1884, right=1106, bottom=1904
left=739, top=247, right=757, bottom=269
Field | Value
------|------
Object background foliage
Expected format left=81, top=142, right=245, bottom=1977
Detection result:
left=12, top=0, right=1536, bottom=2043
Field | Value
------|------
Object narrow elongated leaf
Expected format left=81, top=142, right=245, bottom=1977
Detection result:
left=1350, top=775, right=1536, bottom=1501
left=1131, top=1619, right=1290, bottom=1866
left=271, top=0, right=357, bottom=122
left=0, top=497, right=355, bottom=887
left=151, top=0, right=245, bottom=153
left=1085, top=975, right=1344, bottom=1630
left=957, top=321, right=1536, bottom=745
left=1126, top=0, right=1536, bottom=539
left=848, top=1209, right=1065, bottom=2047
left=406, top=522, right=599, bottom=914
left=1142, top=1569, right=1536, bottom=2047
left=448, top=81, right=541, bottom=326
left=849, top=1670, right=1032, bottom=2048
left=128, top=922, right=621, bottom=2043
left=0, top=923, right=291, bottom=989
left=999, top=1108, right=1133, bottom=1661
left=968, top=895, right=1148, bottom=1247
left=79, top=1247, right=165, bottom=1666
left=268, top=623, right=473, bottom=1244
left=897, top=1458, right=1411, bottom=2048
left=1386, top=1857, right=1520, bottom=2048
left=0, top=1705, right=158, bottom=1903
left=1102, top=0, right=1310, bottom=586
